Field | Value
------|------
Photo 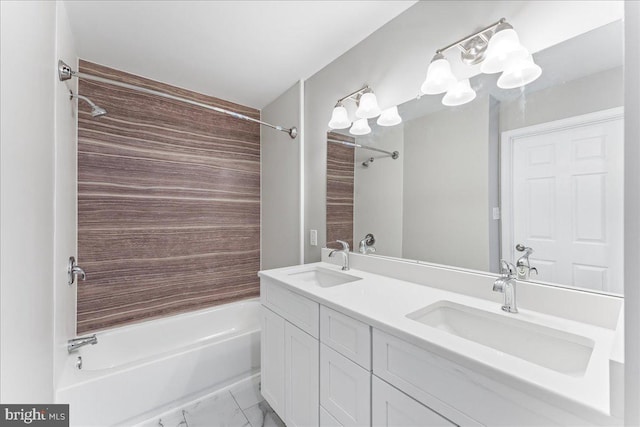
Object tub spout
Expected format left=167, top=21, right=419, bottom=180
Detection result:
left=68, top=334, right=97, bottom=353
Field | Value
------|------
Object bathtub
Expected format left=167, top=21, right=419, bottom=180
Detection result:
left=56, top=299, right=261, bottom=426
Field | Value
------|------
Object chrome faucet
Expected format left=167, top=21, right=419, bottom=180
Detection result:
left=328, top=240, right=350, bottom=271
left=493, top=260, right=518, bottom=313
left=515, top=244, right=538, bottom=280
left=68, top=334, right=98, bottom=353
left=358, top=233, right=376, bottom=255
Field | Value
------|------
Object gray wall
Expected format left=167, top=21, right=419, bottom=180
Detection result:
left=402, top=96, right=493, bottom=271
left=353, top=126, right=404, bottom=257
left=261, top=82, right=302, bottom=269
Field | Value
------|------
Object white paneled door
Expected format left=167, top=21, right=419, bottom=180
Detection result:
left=502, top=108, right=624, bottom=294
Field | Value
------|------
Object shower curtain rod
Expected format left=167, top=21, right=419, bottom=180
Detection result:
left=327, top=138, right=399, bottom=159
left=58, top=60, right=298, bottom=139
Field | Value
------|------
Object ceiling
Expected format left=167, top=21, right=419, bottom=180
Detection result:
left=64, top=1, right=417, bottom=109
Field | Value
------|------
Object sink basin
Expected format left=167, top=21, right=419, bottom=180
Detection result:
left=287, top=267, right=361, bottom=288
left=406, top=301, right=594, bottom=376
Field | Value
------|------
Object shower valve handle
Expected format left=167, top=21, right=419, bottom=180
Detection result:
left=68, top=256, right=87, bottom=286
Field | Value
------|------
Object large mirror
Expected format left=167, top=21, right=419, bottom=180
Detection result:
left=326, top=20, right=624, bottom=295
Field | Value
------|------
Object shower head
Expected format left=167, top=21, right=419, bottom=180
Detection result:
left=362, top=157, right=375, bottom=167
left=70, top=92, right=107, bottom=118
left=91, top=105, right=107, bottom=117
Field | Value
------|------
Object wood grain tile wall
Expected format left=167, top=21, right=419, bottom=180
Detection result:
left=77, top=60, right=261, bottom=333
left=326, top=132, right=355, bottom=250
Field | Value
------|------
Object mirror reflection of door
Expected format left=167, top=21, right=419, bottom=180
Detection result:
left=501, top=108, right=624, bottom=294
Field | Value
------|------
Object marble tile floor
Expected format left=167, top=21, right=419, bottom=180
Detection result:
left=136, top=374, right=285, bottom=427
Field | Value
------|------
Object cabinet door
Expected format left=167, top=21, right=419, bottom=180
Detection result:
left=320, top=344, right=370, bottom=427
left=285, top=321, right=319, bottom=427
left=372, top=376, right=456, bottom=427
left=261, top=306, right=286, bottom=417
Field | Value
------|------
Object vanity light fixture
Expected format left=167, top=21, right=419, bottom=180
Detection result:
left=328, top=102, right=351, bottom=129
left=328, top=85, right=400, bottom=134
left=442, top=79, right=476, bottom=107
left=377, top=106, right=402, bottom=126
left=355, top=89, right=382, bottom=119
left=420, top=18, right=541, bottom=107
left=349, top=118, right=372, bottom=135
left=496, top=53, right=542, bottom=89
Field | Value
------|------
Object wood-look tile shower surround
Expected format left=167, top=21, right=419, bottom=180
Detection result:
left=326, top=132, right=355, bottom=250
left=77, top=60, right=260, bottom=333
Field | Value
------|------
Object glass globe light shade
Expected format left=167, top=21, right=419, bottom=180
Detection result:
left=355, top=92, right=382, bottom=119
left=328, top=104, right=351, bottom=129
left=481, top=25, right=526, bottom=74
left=442, top=79, right=477, bottom=107
left=349, top=118, right=371, bottom=135
left=377, top=106, right=402, bottom=126
left=421, top=53, right=457, bottom=95
left=497, top=54, right=542, bottom=89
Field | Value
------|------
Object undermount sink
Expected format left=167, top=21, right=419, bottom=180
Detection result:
left=406, top=301, right=594, bottom=376
left=287, top=267, right=361, bottom=288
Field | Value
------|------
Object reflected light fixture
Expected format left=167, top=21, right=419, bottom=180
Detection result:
left=377, top=106, right=402, bottom=126
left=356, top=89, right=382, bottom=119
left=349, top=118, right=372, bottom=135
left=420, top=18, right=541, bottom=107
left=328, top=102, right=350, bottom=129
left=497, top=53, right=542, bottom=89
left=442, top=79, right=476, bottom=106
left=328, top=85, right=400, bottom=132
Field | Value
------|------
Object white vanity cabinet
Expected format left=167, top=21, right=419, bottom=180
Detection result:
left=319, top=306, right=371, bottom=427
left=260, top=279, right=320, bottom=427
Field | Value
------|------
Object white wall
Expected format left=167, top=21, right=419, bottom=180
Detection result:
left=261, top=82, right=302, bottom=269
left=53, top=0, right=78, bottom=390
left=303, top=1, right=623, bottom=263
left=1, top=0, right=57, bottom=402
left=625, top=1, right=640, bottom=424
left=353, top=126, right=404, bottom=257
left=402, top=96, right=492, bottom=271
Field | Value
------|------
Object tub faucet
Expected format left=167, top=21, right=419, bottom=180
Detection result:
left=493, top=260, right=518, bottom=313
left=328, top=240, right=350, bottom=271
left=68, top=334, right=97, bottom=353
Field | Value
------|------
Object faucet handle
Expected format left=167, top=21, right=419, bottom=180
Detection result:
left=499, top=260, right=516, bottom=278
left=335, top=240, right=350, bottom=251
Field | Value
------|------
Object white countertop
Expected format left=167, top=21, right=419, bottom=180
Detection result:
left=258, top=260, right=624, bottom=423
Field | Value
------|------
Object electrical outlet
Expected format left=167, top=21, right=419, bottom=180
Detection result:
left=493, top=207, right=501, bottom=220
left=310, top=229, right=318, bottom=246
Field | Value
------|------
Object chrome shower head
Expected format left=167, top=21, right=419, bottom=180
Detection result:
left=91, top=105, right=107, bottom=117
left=70, top=92, right=107, bottom=118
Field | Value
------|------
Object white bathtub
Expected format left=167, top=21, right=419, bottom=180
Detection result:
left=56, top=299, right=261, bottom=426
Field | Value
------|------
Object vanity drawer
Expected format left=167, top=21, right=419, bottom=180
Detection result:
left=320, top=305, right=371, bottom=369
left=320, top=344, right=371, bottom=427
left=261, top=278, right=319, bottom=338
left=372, top=329, right=596, bottom=426
left=372, top=375, right=456, bottom=426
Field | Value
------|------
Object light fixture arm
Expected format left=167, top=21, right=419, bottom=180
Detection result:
left=436, top=18, right=507, bottom=55
left=335, top=85, right=371, bottom=105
